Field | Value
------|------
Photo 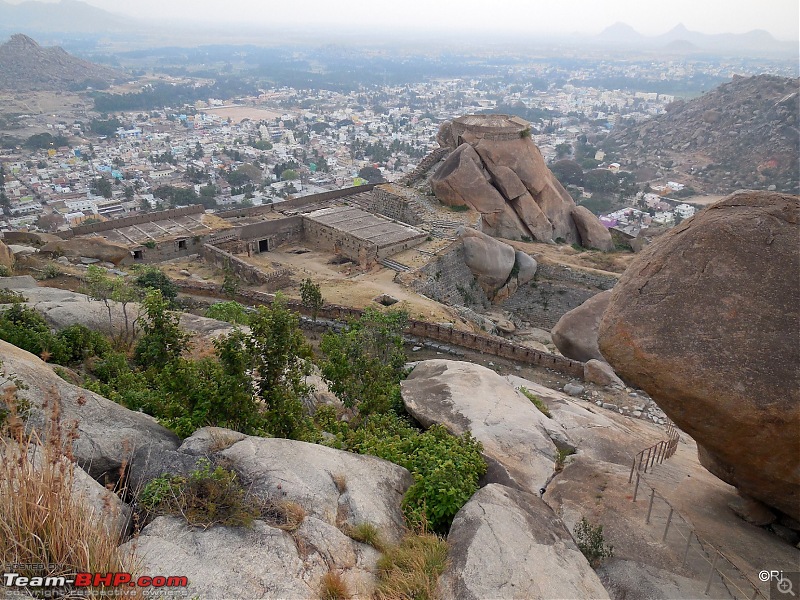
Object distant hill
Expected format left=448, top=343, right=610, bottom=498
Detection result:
left=595, top=22, right=796, bottom=56
left=0, top=0, right=130, bottom=34
left=602, top=74, right=800, bottom=194
left=0, top=33, right=125, bottom=91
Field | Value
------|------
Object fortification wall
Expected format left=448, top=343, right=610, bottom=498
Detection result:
left=408, top=242, right=489, bottom=309
left=356, top=187, right=423, bottom=225
left=171, top=281, right=584, bottom=378
left=199, top=244, right=290, bottom=288
left=500, top=263, right=618, bottom=330
left=63, top=205, right=205, bottom=237
left=399, top=147, right=450, bottom=186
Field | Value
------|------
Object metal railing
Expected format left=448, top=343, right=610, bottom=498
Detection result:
left=629, top=425, right=767, bottom=599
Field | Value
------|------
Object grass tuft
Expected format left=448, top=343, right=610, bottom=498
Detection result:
left=519, top=386, right=551, bottom=418
left=344, top=521, right=385, bottom=551
left=319, top=570, right=350, bottom=600
left=374, top=531, right=448, bottom=600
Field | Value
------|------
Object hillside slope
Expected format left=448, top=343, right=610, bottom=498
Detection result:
left=0, top=33, right=123, bottom=91
left=603, top=74, right=799, bottom=194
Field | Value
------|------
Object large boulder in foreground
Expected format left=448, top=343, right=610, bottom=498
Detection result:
left=401, top=360, right=557, bottom=493
left=551, top=290, right=612, bottom=362
left=598, top=191, right=800, bottom=519
left=0, top=340, right=180, bottom=479
left=438, top=483, right=610, bottom=600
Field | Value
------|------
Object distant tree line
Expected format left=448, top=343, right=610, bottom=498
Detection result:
left=92, top=79, right=259, bottom=112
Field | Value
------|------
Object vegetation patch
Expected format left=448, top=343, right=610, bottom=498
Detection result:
left=374, top=531, right=449, bottom=600
left=139, top=458, right=262, bottom=530
left=319, top=571, right=351, bottom=600
left=574, top=517, right=614, bottom=567
left=519, top=386, right=551, bottom=418
left=0, top=383, right=140, bottom=598
left=343, top=522, right=385, bottom=551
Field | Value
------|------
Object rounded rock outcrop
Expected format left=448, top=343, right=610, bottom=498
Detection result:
left=551, top=290, right=612, bottom=362
left=431, top=115, right=612, bottom=250
left=598, top=191, right=800, bottom=519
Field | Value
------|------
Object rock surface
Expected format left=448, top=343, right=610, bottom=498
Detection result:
left=572, top=205, right=614, bottom=251
left=437, top=483, right=610, bottom=600
left=121, top=515, right=379, bottom=600
left=584, top=359, right=625, bottom=388
left=457, top=227, right=515, bottom=293
left=598, top=191, right=800, bottom=519
left=551, top=289, right=612, bottom=362
left=219, top=436, right=412, bottom=543
left=0, top=239, right=14, bottom=270
left=40, top=237, right=132, bottom=265
left=401, top=360, right=557, bottom=493
left=432, top=115, right=610, bottom=247
left=0, top=339, right=179, bottom=479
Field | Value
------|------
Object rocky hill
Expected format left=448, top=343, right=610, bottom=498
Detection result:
left=603, top=74, right=799, bottom=194
left=0, top=33, right=124, bottom=91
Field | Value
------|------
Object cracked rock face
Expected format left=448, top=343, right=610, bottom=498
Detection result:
left=598, top=191, right=800, bottom=520
left=431, top=115, right=612, bottom=250
left=437, top=484, right=610, bottom=600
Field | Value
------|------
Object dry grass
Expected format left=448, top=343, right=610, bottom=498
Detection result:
left=208, top=429, right=243, bottom=452
left=343, top=522, right=385, bottom=552
left=332, top=472, right=347, bottom=494
left=262, top=499, right=306, bottom=532
left=0, top=385, right=142, bottom=599
left=319, top=570, right=351, bottom=600
left=374, top=531, right=448, bottom=600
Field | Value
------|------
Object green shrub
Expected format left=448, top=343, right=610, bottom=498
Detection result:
left=205, top=301, right=250, bottom=325
left=319, top=308, right=408, bottom=416
left=139, top=459, right=261, bottom=529
left=55, top=324, right=111, bottom=364
left=39, top=264, right=61, bottom=280
left=574, top=517, right=614, bottom=567
left=448, top=204, right=469, bottom=212
left=0, top=289, right=26, bottom=304
left=317, top=411, right=485, bottom=533
left=133, top=266, right=178, bottom=305
left=0, top=304, right=69, bottom=363
left=0, top=265, right=11, bottom=277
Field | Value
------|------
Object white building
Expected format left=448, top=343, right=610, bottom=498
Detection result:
left=674, top=204, right=696, bottom=220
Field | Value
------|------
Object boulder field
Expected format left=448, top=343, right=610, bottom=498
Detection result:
left=598, top=191, right=800, bottom=520
left=431, top=114, right=613, bottom=250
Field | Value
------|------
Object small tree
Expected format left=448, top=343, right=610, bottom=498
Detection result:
left=242, top=296, right=313, bottom=439
left=82, top=265, right=138, bottom=346
left=319, top=308, right=408, bottom=415
left=133, top=265, right=178, bottom=307
left=134, top=289, right=189, bottom=369
left=221, top=262, right=239, bottom=299
left=300, top=278, right=324, bottom=322
left=574, top=517, right=614, bottom=567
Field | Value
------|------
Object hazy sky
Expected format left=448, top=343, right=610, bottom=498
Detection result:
left=9, top=0, right=800, bottom=40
